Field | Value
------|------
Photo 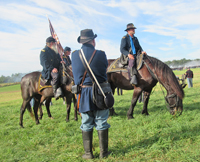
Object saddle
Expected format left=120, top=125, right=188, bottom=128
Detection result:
left=38, top=74, right=52, bottom=91
left=107, top=53, right=145, bottom=73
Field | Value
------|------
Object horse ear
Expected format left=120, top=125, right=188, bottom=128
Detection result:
left=181, top=84, right=187, bottom=89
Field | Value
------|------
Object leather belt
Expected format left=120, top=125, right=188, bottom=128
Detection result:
left=82, top=85, right=92, bottom=88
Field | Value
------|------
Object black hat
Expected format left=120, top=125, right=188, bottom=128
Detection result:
left=125, top=23, right=137, bottom=31
left=77, top=29, right=97, bottom=44
left=64, top=46, right=71, bottom=52
left=46, top=36, right=56, bottom=43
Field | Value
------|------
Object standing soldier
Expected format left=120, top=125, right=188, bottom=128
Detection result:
left=120, top=23, right=146, bottom=85
left=71, top=29, right=111, bottom=159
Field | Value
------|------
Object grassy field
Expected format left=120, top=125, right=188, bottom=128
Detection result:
left=0, top=68, right=200, bottom=162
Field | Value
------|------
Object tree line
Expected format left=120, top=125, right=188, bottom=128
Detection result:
left=0, top=73, right=26, bottom=83
left=1, top=58, right=200, bottom=83
left=164, top=58, right=200, bottom=67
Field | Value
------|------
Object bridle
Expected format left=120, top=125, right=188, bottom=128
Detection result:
left=165, top=93, right=180, bottom=110
left=61, top=63, right=74, bottom=81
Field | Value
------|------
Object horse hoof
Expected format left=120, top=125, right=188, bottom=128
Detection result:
left=20, top=124, right=24, bottom=128
left=49, top=117, right=54, bottom=120
left=74, top=118, right=78, bottom=121
left=127, top=116, right=134, bottom=120
left=66, top=119, right=69, bottom=122
left=36, top=121, right=40, bottom=125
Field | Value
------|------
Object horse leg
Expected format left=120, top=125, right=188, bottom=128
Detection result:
left=45, top=98, right=53, bottom=119
left=38, top=103, right=43, bottom=120
left=109, top=107, right=118, bottom=116
left=109, top=84, right=118, bottom=116
left=141, top=91, right=151, bottom=115
left=72, top=94, right=78, bottom=121
left=127, top=88, right=142, bottom=119
left=66, top=95, right=72, bottom=122
left=38, top=96, right=46, bottom=120
left=19, top=100, right=31, bottom=128
left=33, top=97, right=41, bottom=125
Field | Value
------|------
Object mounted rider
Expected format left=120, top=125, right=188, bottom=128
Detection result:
left=40, top=36, right=63, bottom=100
left=120, top=23, right=147, bottom=85
left=63, top=46, right=72, bottom=67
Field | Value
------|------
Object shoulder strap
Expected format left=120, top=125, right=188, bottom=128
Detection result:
left=79, top=49, right=96, bottom=86
left=77, top=49, right=96, bottom=110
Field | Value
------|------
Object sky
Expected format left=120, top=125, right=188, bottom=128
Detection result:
left=1, top=0, right=200, bottom=76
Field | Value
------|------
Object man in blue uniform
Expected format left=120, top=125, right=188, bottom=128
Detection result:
left=40, top=36, right=62, bottom=99
left=63, top=46, right=72, bottom=67
left=71, top=29, right=111, bottom=159
left=120, top=23, right=146, bottom=85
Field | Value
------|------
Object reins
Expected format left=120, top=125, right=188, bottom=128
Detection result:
left=61, top=63, right=74, bottom=81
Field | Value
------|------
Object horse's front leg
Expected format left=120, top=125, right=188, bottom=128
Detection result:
left=66, top=95, right=72, bottom=122
left=33, top=98, right=41, bottom=125
left=38, top=103, right=43, bottom=120
left=73, top=94, right=78, bottom=121
left=127, top=88, right=142, bottom=119
left=141, top=91, right=151, bottom=115
left=45, top=97, right=53, bottom=119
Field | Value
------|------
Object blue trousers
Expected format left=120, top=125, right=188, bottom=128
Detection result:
left=80, top=109, right=110, bottom=132
left=187, top=78, right=193, bottom=88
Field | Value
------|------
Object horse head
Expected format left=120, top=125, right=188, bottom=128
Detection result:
left=59, top=63, right=74, bottom=85
left=165, top=93, right=183, bottom=115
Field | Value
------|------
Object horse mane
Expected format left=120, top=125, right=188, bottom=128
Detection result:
left=145, top=55, right=184, bottom=99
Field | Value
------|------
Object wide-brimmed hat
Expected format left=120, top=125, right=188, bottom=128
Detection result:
left=125, top=23, right=137, bottom=31
left=46, top=36, right=56, bottom=43
left=77, top=29, right=97, bottom=44
left=64, top=46, right=71, bottom=52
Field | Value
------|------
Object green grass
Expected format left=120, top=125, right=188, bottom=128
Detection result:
left=0, top=68, right=200, bottom=162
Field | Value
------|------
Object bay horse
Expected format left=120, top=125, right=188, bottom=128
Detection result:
left=20, top=65, right=77, bottom=128
left=107, top=55, right=184, bottom=119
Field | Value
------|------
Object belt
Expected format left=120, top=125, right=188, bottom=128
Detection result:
left=82, top=85, right=92, bottom=88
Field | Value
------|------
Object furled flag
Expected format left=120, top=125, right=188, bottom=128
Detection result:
left=48, top=18, right=63, bottom=61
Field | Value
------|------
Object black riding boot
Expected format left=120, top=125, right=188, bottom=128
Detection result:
left=130, top=74, right=138, bottom=85
left=82, top=130, right=94, bottom=159
left=98, top=129, right=111, bottom=158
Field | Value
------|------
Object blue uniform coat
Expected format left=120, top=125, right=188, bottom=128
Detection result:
left=71, top=44, right=108, bottom=113
left=120, top=34, right=143, bottom=56
left=40, top=46, right=61, bottom=80
left=63, top=55, right=71, bottom=67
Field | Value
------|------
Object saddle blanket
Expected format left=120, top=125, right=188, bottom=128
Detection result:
left=107, top=53, right=144, bottom=74
left=38, top=74, right=52, bottom=91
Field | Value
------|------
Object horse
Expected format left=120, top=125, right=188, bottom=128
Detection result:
left=107, top=54, right=184, bottom=119
left=20, top=64, right=77, bottom=128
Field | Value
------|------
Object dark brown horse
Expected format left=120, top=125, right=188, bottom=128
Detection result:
left=20, top=65, right=77, bottom=128
left=107, top=55, right=184, bottom=119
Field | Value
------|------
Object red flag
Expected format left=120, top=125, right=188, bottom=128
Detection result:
left=48, top=18, right=64, bottom=61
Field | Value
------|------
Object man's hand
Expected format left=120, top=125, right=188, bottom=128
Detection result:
left=128, top=54, right=134, bottom=60
left=52, top=68, right=58, bottom=73
left=61, top=60, right=65, bottom=64
left=142, top=51, right=147, bottom=55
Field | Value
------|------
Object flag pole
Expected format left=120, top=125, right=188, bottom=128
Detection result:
left=47, top=17, right=64, bottom=61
